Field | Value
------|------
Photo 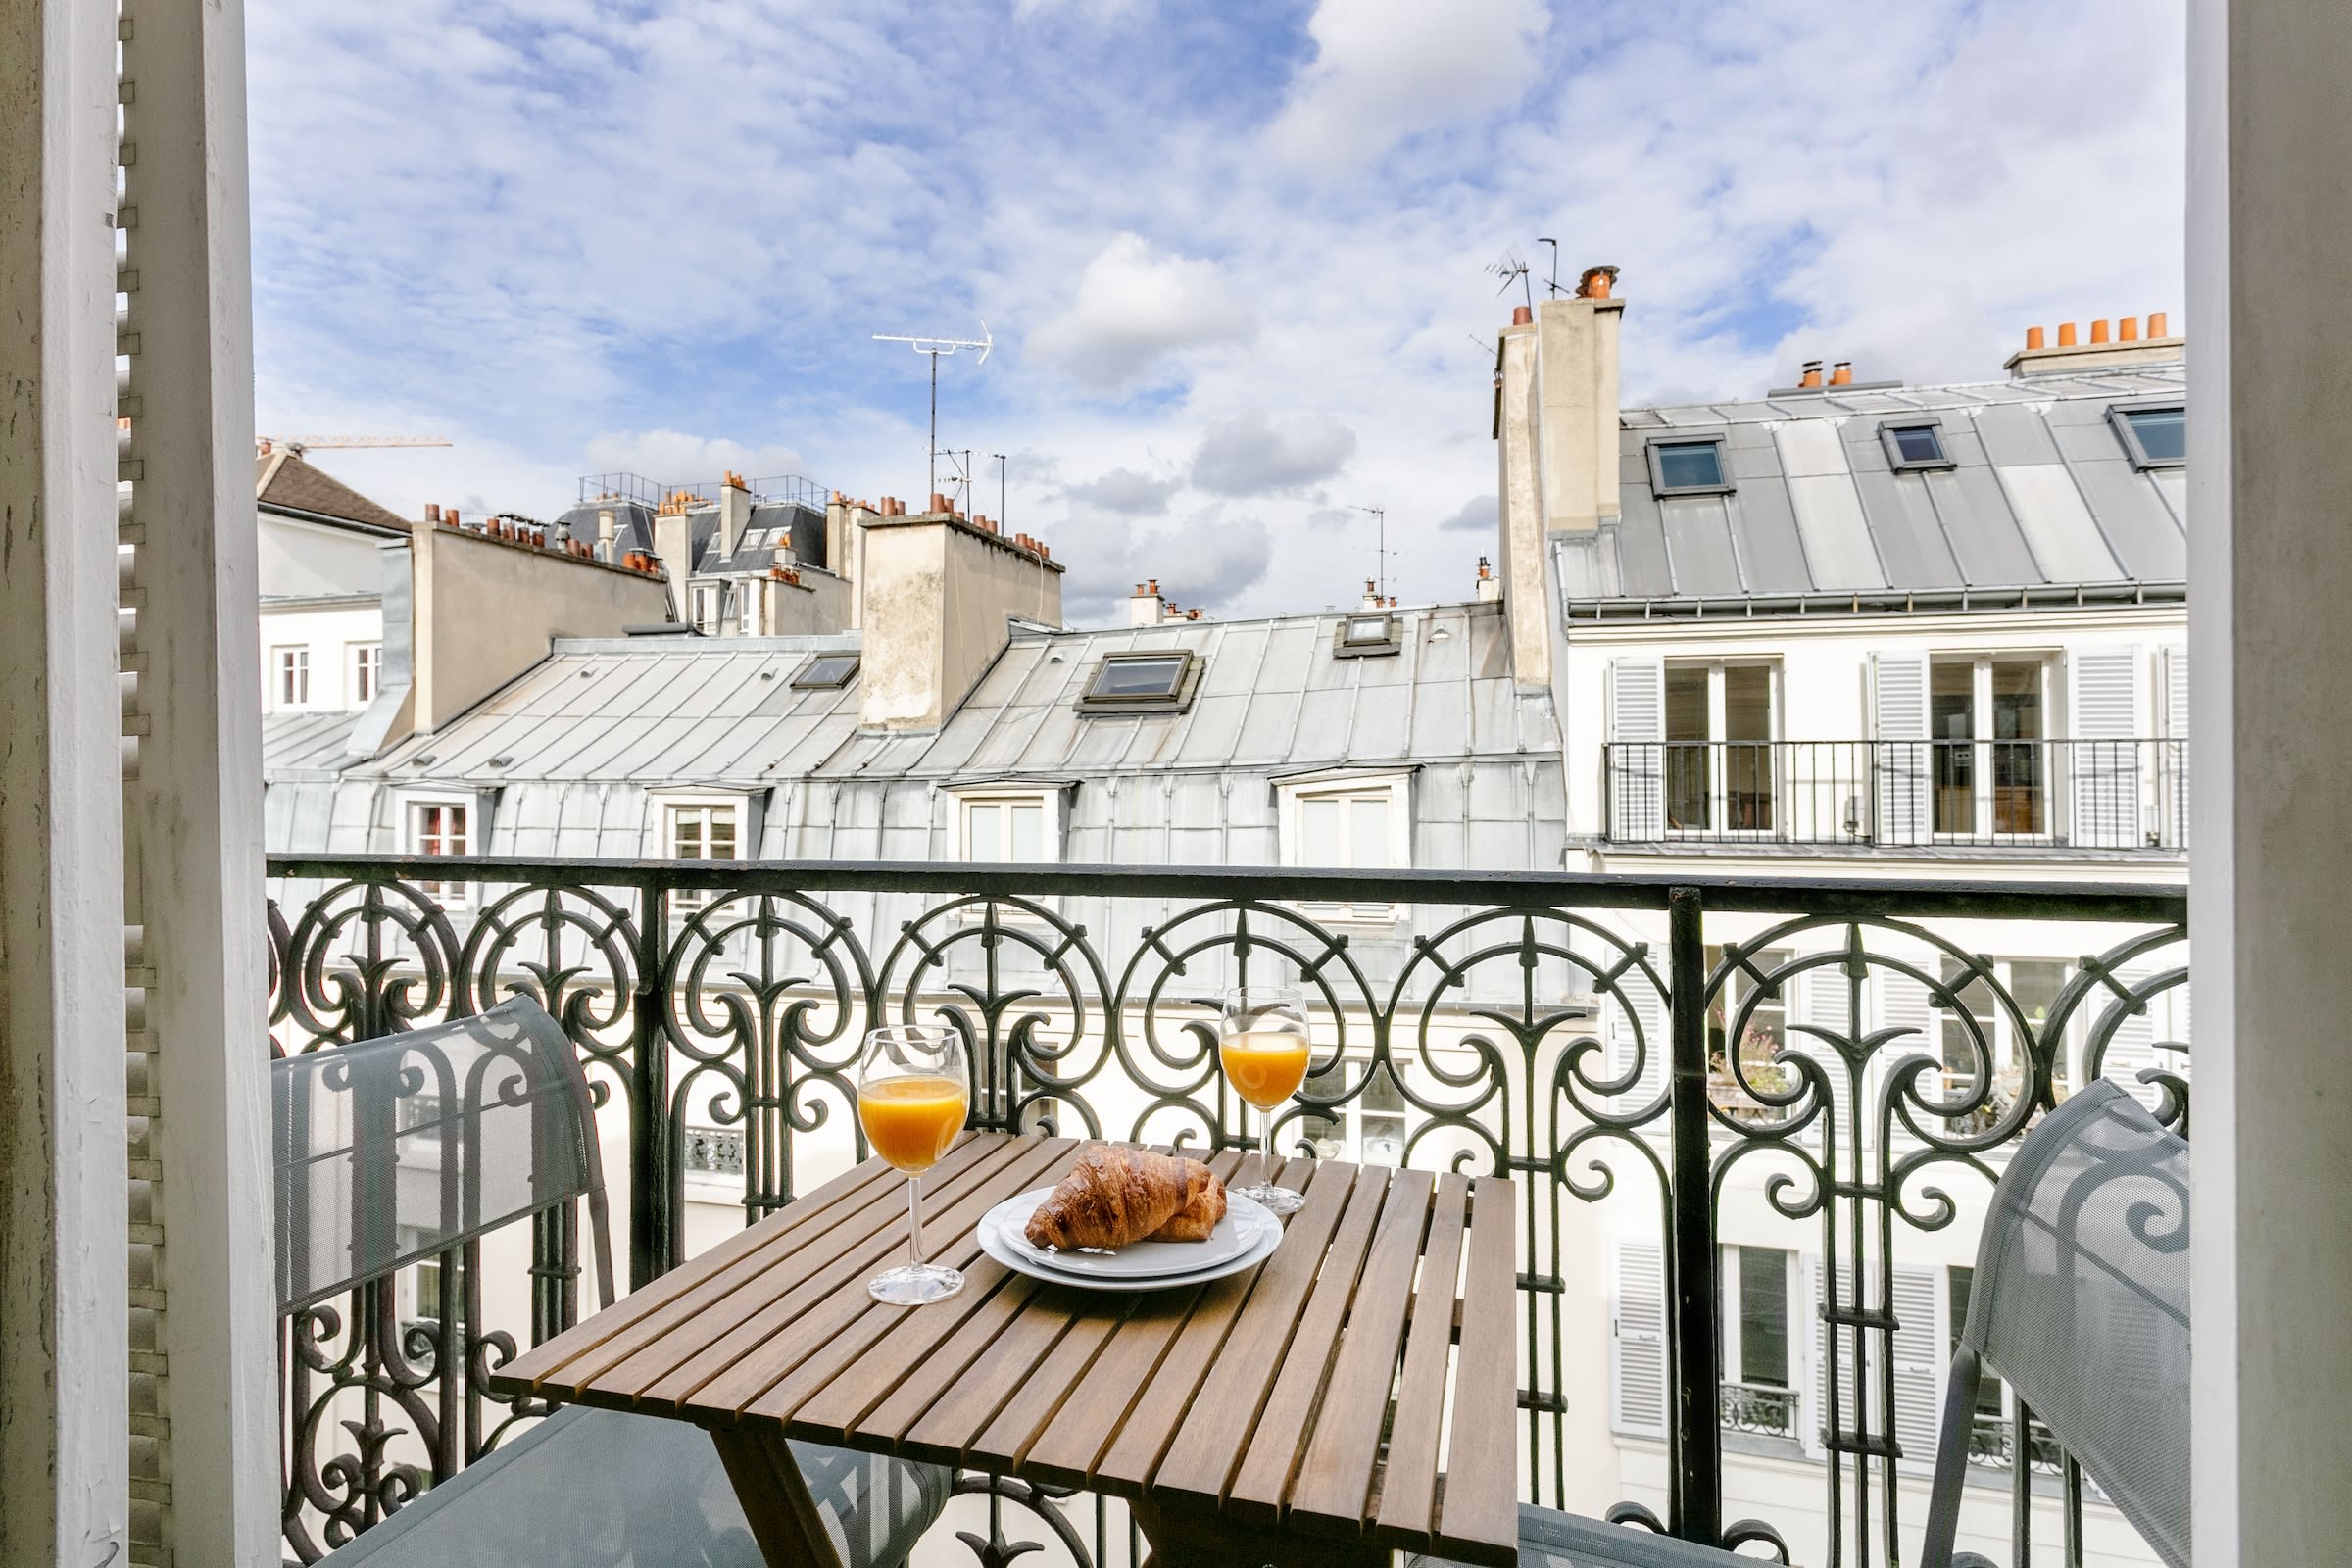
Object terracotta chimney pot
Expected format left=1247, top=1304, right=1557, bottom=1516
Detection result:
left=1829, top=362, right=1853, bottom=386
left=1510, top=305, right=1533, bottom=326
left=2090, top=319, right=2112, bottom=344
left=2149, top=311, right=2170, bottom=337
left=1150, top=578, right=1159, bottom=595
left=1799, top=361, right=1824, bottom=390
left=2058, top=322, right=2079, bottom=347
left=448, top=509, right=462, bottom=529
left=1576, top=264, right=1619, bottom=299
left=425, top=502, right=441, bottom=522
left=2026, top=326, right=2046, bottom=351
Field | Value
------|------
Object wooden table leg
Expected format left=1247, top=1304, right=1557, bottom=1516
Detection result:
left=709, top=1426, right=849, bottom=1568
left=1131, top=1496, right=1393, bottom=1568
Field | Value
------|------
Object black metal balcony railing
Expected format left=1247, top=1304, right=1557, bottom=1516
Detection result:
left=1604, top=739, right=2189, bottom=850
left=264, top=855, right=2189, bottom=1568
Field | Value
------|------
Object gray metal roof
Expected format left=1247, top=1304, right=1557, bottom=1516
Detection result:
left=1568, top=363, right=2187, bottom=610
left=349, top=605, right=1554, bottom=792
left=264, top=710, right=368, bottom=776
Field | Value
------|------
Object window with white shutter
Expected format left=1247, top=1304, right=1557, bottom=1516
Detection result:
left=2094, top=962, right=2165, bottom=1112
left=1889, top=1264, right=1947, bottom=1472
left=1875, top=967, right=1936, bottom=1145
left=1788, top=966, right=1853, bottom=1151
left=2067, top=647, right=2144, bottom=847
left=1871, top=655, right=1931, bottom=845
left=1611, top=1239, right=1669, bottom=1438
left=1609, top=659, right=1665, bottom=840
left=1606, top=962, right=1671, bottom=1120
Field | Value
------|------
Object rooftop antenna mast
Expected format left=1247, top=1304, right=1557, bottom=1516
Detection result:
left=1538, top=237, right=1562, bottom=296
left=989, top=452, right=1008, bottom=527
left=1350, top=503, right=1389, bottom=601
left=871, top=321, right=992, bottom=504
left=1484, top=253, right=1533, bottom=315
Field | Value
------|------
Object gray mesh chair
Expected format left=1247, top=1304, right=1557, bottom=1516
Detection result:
left=276, top=996, right=951, bottom=1567
left=1409, top=1081, right=2188, bottom=1568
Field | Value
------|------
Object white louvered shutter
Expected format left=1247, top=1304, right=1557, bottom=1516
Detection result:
left=2098, top=962, right=2162, bottom=1111
left=1611, top=1239, right=1669, bottom=1438
left=1791, top=967, right=1853, bottom=1155
left=1608, top=964, right=1672, bottom=1122
left=1871, top=655, right=1932, bottom=846
left=1805, top=1255, right=1859, bottom=1460
left=1889, top=1265, right=1947, bottom=1473
left=2068, top=648, right=2143, bottom=848
left=1877, top=967, right=1938, bottom=1144
left=1610, top=659, right=1666, bottom=840
left=2163, top=644, right=2190, bottom=846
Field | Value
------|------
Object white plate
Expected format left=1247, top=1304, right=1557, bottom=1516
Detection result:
left=977, top=1188, right=1280, bottom=1284
left=977, top=1200, right=1281, bottom=1294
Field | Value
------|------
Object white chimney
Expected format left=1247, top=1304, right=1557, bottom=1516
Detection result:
left=1128, top=578, right=1165, bottom=628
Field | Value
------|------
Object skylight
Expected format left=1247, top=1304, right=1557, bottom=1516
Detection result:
left=1647, top=437, right=1732, bottom=497
left=2113, top=406, right=2186, bottom=468
left=1077, top=651, right=1200, bottom=713
left=790, top=653, right=859, bottom=689
left=1334, top=613, right=1401, bottom=659
left=1882, top=421, right=1953, bottom=470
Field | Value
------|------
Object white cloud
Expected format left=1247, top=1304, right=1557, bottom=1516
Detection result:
left=1063, top=466, right=1183, bottom=515
left=581, top=430, right=810, bottom=486
left=1190, top=412, right=1357, bottom=496
left=1438, top=494, right=1496, bottom=533
left=1058, top=509, right=1272, bottom=623
left=1027, top=233, right=1253, bottom=391
left=1265, top=0, right=1550, bottom=172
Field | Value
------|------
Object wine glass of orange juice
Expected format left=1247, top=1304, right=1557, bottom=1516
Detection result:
left=857, top=1025, right=970, bottom=1305
left=1218, top=984, right=1311, bottom=1216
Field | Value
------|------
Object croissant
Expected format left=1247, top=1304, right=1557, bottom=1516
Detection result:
left=1023, top=1146, right=1226, bottom=1250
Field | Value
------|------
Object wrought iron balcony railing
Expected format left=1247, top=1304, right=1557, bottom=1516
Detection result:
left=1604, top=738, right=2189, bottom=850
left=264, top=854, right=2188, bottom=1568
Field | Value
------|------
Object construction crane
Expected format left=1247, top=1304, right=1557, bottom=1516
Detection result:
left=257, top=434, right=452, bottom=458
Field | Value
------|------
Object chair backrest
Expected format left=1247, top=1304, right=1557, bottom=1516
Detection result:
left=273, top=996, right=612, bottom=1316
left=1927, top=1080, right=2190, bottom=1567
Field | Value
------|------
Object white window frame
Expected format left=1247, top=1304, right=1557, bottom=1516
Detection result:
left=1276, top=770, right=1413, bottom=922
left=349, top=641, right=382, bottom=707
left=1662, top=659, right=1781, bottom=838
left=946, top=787, right=1065, bottom=866
left=1927, top=652, right=2057, bottom=844
left=1298, top=1054, right=1416, bottom=1165
left=1721, top=1244, right=1800, bottom=1444
left=691, top=581, right=724, bottom=636
left=273, top=644, right=311, bottom=709
left=653, top=792, right=748, bottom=913
left=405, top=795, right=474, bottom=908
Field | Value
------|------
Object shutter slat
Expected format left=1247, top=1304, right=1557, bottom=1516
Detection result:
left=1872, top=656, right=1931, bottom=846
left=2164, top=643, right=2190, bottom=845
left=1612, top=1239, right=1668, bottom=1438
left=1890, top=1264, right=1944, bottom=1472
left=2068, top=648, right=2144, bottom=848
left=1610, top=660, right=1665, bottom=840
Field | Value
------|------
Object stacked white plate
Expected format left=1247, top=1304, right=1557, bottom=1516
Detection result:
left=976, top=1187, right=1283, bottom=1292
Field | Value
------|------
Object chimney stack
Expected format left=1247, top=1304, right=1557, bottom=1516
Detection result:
left=1476, top=555, right=1501, bottom=603
left=2006, top=309, right=2182, bottom=376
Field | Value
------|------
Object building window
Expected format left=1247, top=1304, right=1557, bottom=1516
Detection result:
left=1298, top=1059, right=1409, bottom=1165
left=790, top=653, right=859, bottom=689
left=1279, top=773, right=1411, bottom=921
left=399, top=1225, right=466, bottom=1336
left=350, top=642, right=382, bottom=706
left=682, top=1124, right=745, bottom=1178
left=1333, top=613, right=1400, bottom=659
left=1664, top=661, right=1778, bottom=834
left=2110, top=405, right=2185, bottom=468
left=961, top=797, right=1047, bottom=863
left=1076, top=651, right=1201, bottom=714
left=409, top=800, right=470, bottom=906
left=274, top=645, right=310, bottom=708
left=667, top=802, right=739, bottom=911
left=1705, top=945, right=1790, bottom=1116
left=1934, top=956, right=2066, bottom=1121
left=1720, top=1246, right=1797, bottom=1440
left=1881, top=421, right=1953, bottom=471
left=1948, top=1266, right=2059, bottom=1472
left=1646, top=437, right=1733, bottom=497
left=1929, top=656, right=2048, bottom=838
left=692, top=583, right=724, bottom=635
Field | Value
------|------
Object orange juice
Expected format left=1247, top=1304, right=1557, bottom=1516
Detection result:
left=858, top=1074, right=968, bottom=1171
left=1220, top=1030, right=1311, bottom=1111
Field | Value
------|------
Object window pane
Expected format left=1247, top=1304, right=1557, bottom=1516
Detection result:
left=967, top=803, right=1001, bottom=859
left=1007, top=804, right=1043, bottom=863
left=447, top=807, right=466, bottom=854
left=1655, top=441, right=1725, bottom=489
left=1739, top=1248, right=1789, bottom=1387
left=2123, top=408, right=2185, bottom=462
left=708, top=812, right=736, bottom=859
left=1348, top=796, right=1389, bottom=869
left=673, top=810, right=703, bottom=858
left=1723, top=665, right=1771, bottom=743
left=1665, top=665, right=1709, bottom=743
left=1300, top=798, right=1341, bottom=865
left=1091, top=655, right=1187, bottom=699
left=1345, top=615, right=1390, bottom=645
left=1892, top=425, right=1944, bottom=464
left=1990, top=661, right=2041, bottom=740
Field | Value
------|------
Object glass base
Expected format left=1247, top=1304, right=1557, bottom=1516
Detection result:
left=867, top=1261, right=964, bottom=1306
left=1235, top=1180, right=1304, bottom=1217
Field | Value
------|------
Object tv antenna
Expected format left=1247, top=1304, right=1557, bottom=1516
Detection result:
left=1350, top=503, right=1389, bottom=601
left=1484, top=253, right=1533, bottom=314
left=989, top=453, right=1008, bottom=528
left=1537, top=237, right=1561, bottom=296
left=871, top=322, right=992, bottom=503
left=930, top=447, right=976, bottom=512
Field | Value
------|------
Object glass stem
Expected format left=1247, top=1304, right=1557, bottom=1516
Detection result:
left=907, top=1175, right=923, bottom=1269
left=1260, top=1109, right=1278, bottom=1182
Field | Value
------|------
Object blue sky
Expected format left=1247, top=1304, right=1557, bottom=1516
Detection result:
left=248, top=0, right=2185, bottom=623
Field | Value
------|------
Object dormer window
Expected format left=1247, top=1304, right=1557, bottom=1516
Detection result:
left=1882, top=421, right=1953, bottom=471
left=1334, top=613, right=1400, bottom=659
left=1077, top=651, right=1200, bottom=714
left=1646, top=437, right=1733, bottom=497
left=790, top=653, right=859, bottom=689
left=2111, top=405, right=2185, bottom=468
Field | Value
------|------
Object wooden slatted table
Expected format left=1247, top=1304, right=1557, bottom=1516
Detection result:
left=494, top=1132, right=1521, bottom=1568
